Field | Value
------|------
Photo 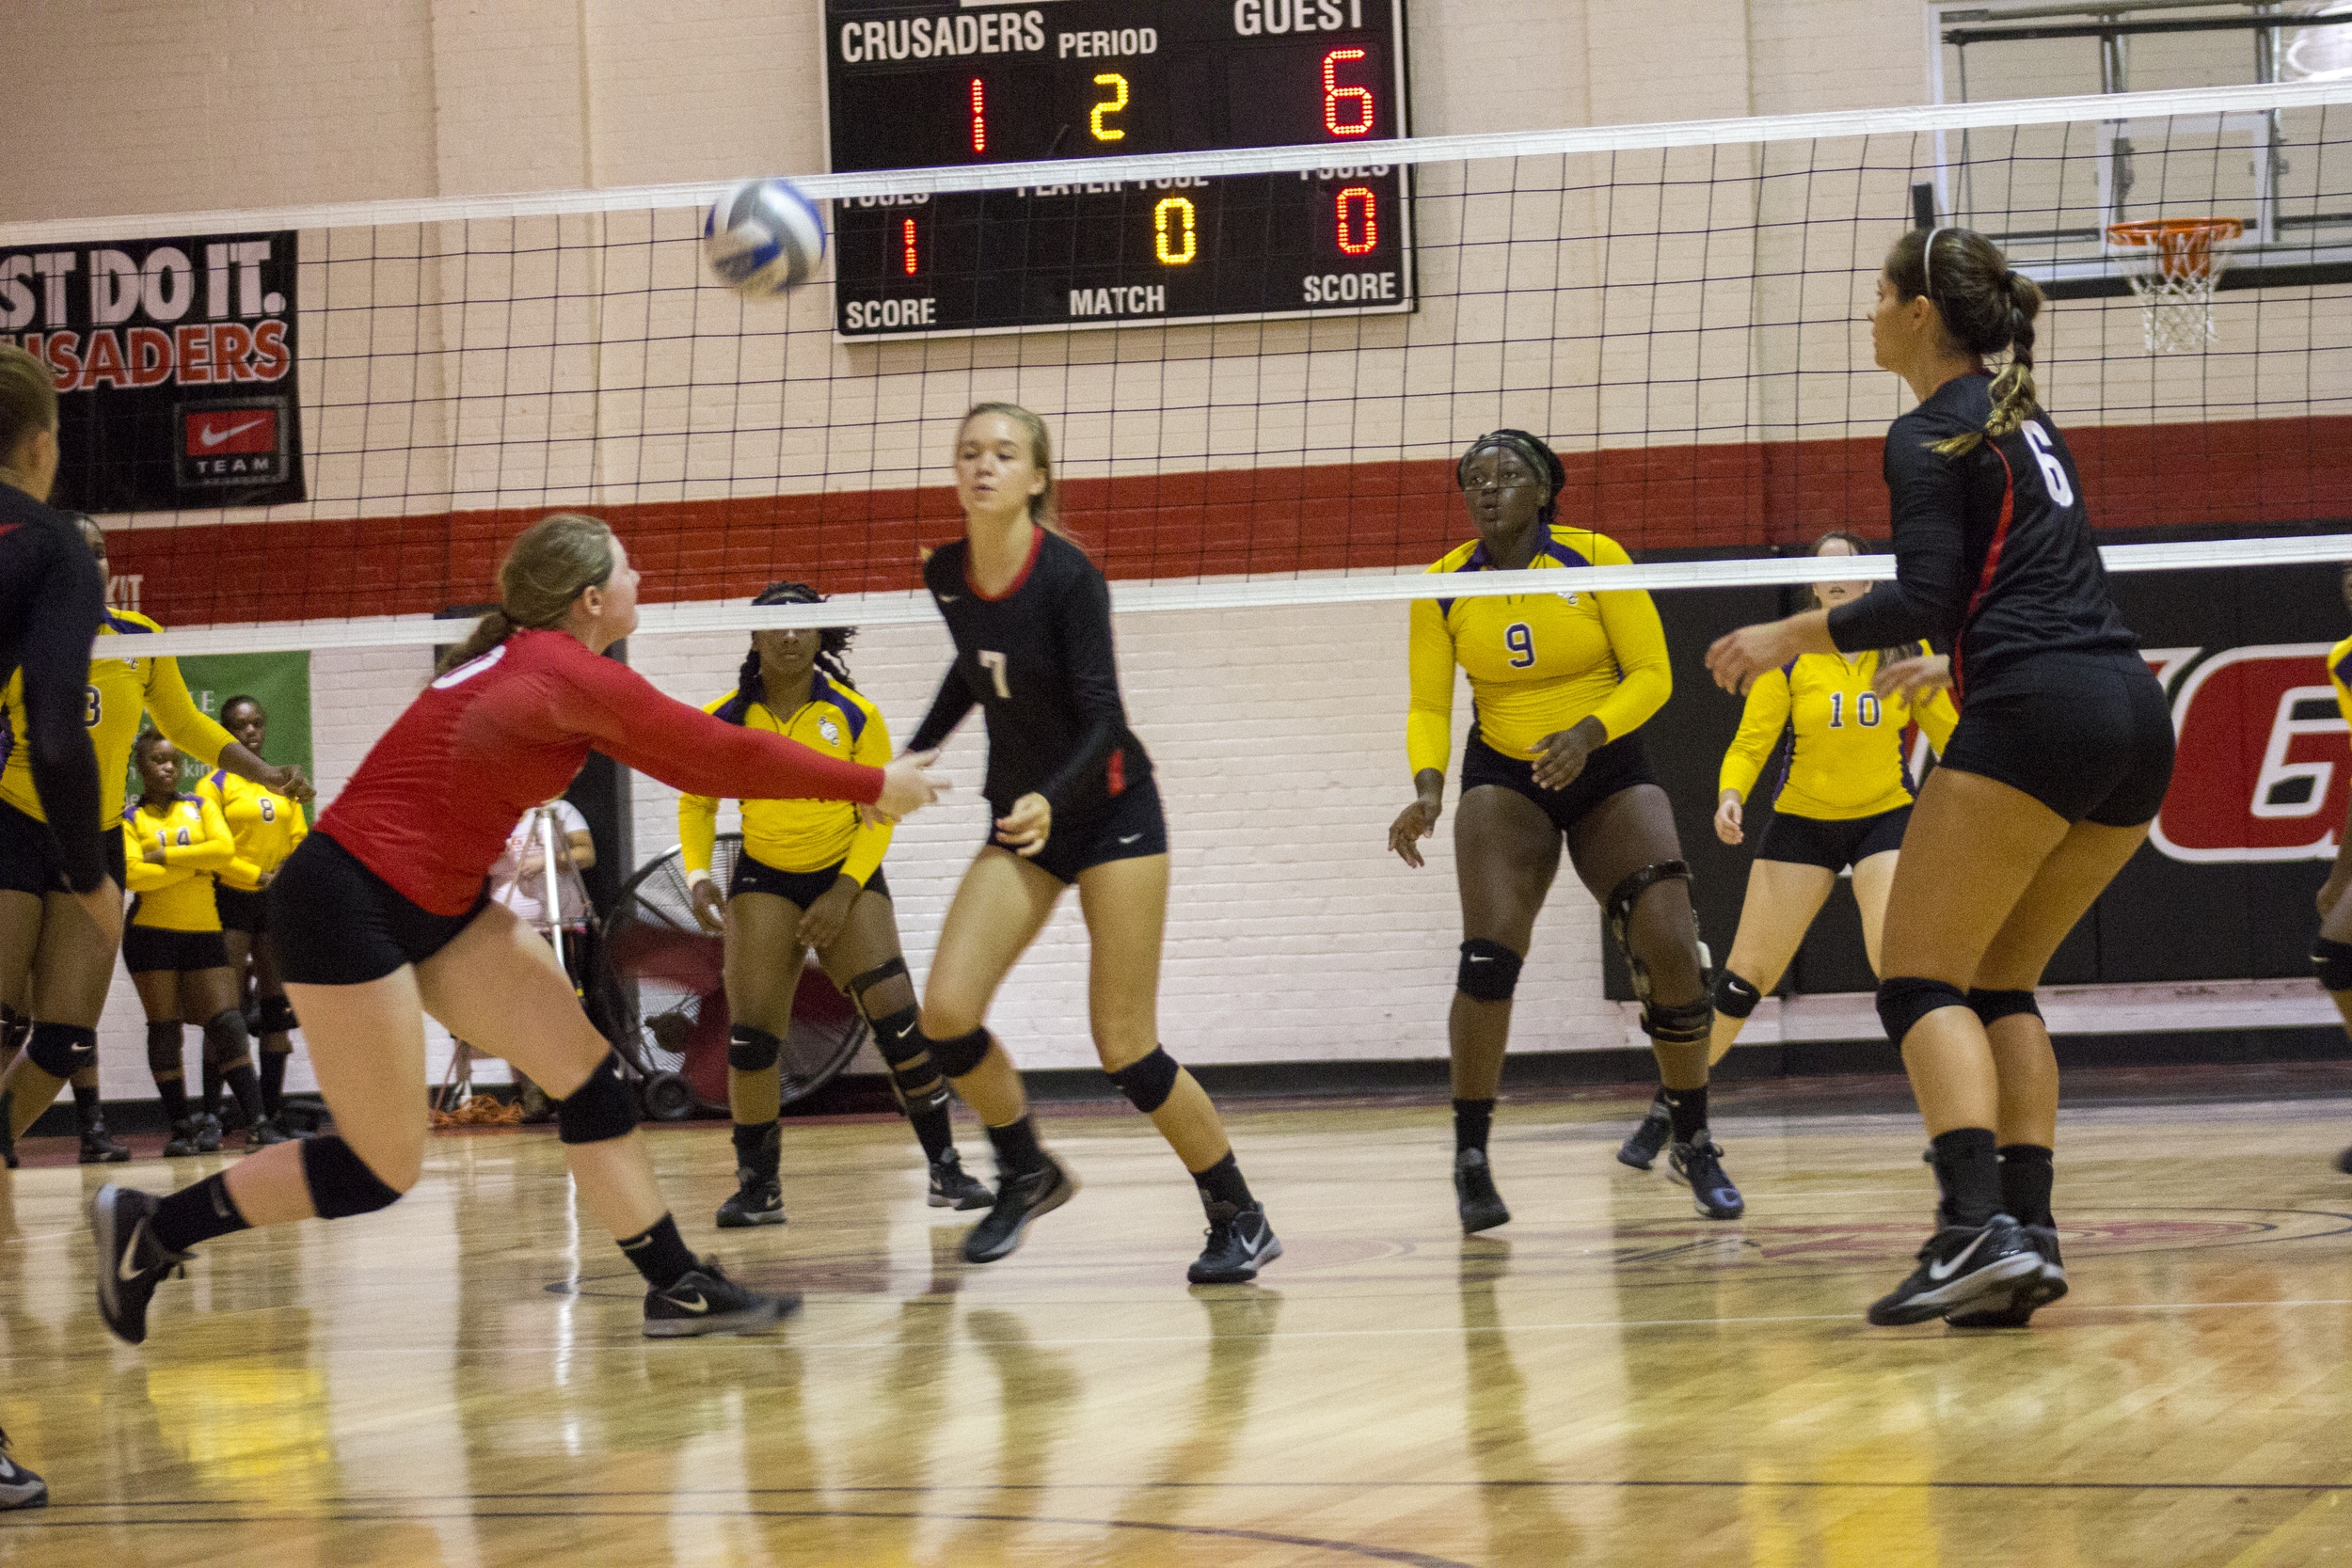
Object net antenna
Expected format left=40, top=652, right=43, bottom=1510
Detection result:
left=2104, top=215, right=2247, bottom=354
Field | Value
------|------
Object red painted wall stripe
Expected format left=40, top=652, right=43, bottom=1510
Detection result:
left=109, top=414, right=2352, bottom=627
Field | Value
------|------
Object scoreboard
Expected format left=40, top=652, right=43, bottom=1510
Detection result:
left=823, top=0, right=1413, bottom=338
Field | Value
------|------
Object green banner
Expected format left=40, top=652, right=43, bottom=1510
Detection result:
left=175, top=653, right=312, bottom=784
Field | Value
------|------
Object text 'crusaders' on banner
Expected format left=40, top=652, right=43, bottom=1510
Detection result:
left=0, top=230, right=304, bottom=514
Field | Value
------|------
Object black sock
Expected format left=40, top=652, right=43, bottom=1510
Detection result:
left=1997, top=1143, right=2055, bottom=1228
left=223, top=1064, right=262, bottom=1128
left=617, top=1213, right=699, bottom=1290
left=729, top=1121, right=778, bottom=1180
left=72, top=1081, right=103, bottom=1132
left=1453, top=1098, right=1495, bottom=1155
left=156, top=1076, right=190, bottom=1123
left=985, top=1114, right=1049, bottom=1179
left=259, top=1051, right=289, bottom=1117
left=908, top=1098, right=956, bottom=1163
left=1661, top=1085, right=1708, bottom=1143
left=1931, top=1127, right=2003, bottom=1227
left=1191, top=1150, right=1254, bottom=1210
left=151, top=1173, right=251, bottom=1253
left=201, top=1061, right=224, bottom=1119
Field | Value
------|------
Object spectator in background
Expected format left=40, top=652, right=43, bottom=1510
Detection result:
left=487, top=799, right=596, bottom=1120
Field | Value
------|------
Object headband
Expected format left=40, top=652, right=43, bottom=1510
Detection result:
left=1921, top=225, right=1949, bottom=298
left=1456, top=429, right=1565, bottom=497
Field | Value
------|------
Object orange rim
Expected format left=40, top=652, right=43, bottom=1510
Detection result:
left=2106, top=217, right=2246, bottom=276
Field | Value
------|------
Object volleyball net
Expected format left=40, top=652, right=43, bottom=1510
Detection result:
left=0, top=79, right=2348, bottom=655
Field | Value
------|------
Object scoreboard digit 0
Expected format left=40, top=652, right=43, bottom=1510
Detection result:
left=823, top=1, right=1413, bottom=338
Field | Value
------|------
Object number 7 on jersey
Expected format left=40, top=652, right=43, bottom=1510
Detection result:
left=978, top=649, right=1011, bottom=700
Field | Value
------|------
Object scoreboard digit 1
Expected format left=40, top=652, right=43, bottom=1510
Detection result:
left=823, top=0, right=1413, bottom=338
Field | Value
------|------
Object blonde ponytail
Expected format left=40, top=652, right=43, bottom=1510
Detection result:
left=433, top=513, right=616, bottom=674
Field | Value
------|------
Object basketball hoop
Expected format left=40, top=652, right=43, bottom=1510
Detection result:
left=2105, top=217, right=2245, bottom=355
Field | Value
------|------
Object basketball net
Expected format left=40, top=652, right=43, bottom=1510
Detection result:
left=2106, top=217, right=2245, bottom=354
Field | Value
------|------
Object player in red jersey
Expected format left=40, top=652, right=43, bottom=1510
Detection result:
left=89, top=514, right=947, bottom=1344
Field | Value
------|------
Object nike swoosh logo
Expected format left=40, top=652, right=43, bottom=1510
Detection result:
left=668, top=1291, right=710, bottom=1314
left=197, top=416, right=268, bottom=449
left=1467, top=954, right=1493, bottom=962
left=937, top=594, right=961, bottom=604
left=118, top=1217, right=152, bottom=1283
left=1117, top=833, right=1142, bottom=845
left=1926, top=1229, right=1989, bottom=1282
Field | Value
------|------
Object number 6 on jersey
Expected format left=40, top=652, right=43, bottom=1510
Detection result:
left=978, top=649, right=1010, bottom=700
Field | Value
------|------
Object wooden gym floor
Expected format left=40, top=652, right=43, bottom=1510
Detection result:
left=5, top=1068, right=2352, bottom=1567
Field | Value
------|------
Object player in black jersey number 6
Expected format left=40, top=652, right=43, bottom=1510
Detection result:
left=904, top=403, right=1279, bottom=1285
left=1708, top=228, right=2172, bottom=1329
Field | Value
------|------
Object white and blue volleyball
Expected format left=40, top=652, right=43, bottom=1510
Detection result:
left=702, top=178, right=826, bottom=297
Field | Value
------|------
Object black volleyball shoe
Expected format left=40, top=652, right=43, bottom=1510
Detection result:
left=1867, top=1213, right=2042, bottom=1326
left=1188, top=1199, right=1282, bottom=1285
left=1668, top=1134, right=1745, bottom=1220
left=80, top=1119, right=132, bottom=1164
left=1454, top=1148, right=1511, bottom=1234
left=642, top=1258, right=797, bottom=1339
left=1617, top=1096, right=1673, bottom=1170
left=715, top=1172, right=786, bottom=1229
left=961, top=1155, right=1078, bottom=1263
left=927, top=1149, right=993, bottom=1211
left=1944, top=1223, right=2069, bottom=1328
left=91, top=1183, right=192, bottom=1346
left=0, top=1426, right=46, bottom=1512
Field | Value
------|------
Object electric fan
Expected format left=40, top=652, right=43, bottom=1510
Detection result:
left=599, top=832, right=869, bottom=1119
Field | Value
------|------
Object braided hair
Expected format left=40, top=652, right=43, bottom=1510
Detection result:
left=1886, top=227, right=2044, bottom=460
left=1455, top=429, right=1567, bottom=528
left=716, top=581, right=857, bottom=726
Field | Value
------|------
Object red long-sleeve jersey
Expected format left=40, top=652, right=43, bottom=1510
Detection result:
left=318, top=629, right=883, bottom=915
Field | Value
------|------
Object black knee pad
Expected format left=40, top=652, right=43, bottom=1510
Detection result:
left=202, top=1007, right=252, bottom=1068
left=256, top=994, right=299, bottom=1035
left=299, top=1133, right=405, bottom=1218
left=2315, top=938, right=2352, bottom=993
left=27, top=1022, right=97, bottom=1078
left=1642, top=996, right=1714, bottom=1047
left=1456, top=938, right=1523, bottom=1002
left=1875, top=976, right=1972, bottom=1048
left=727, top=1025, right=782, bottom=1073
left=557, top=1052, right=640, bottom=1146
left=846, top=957, right=909, bottom=1006
left=923, top=1025, right=991, bottom=1080
left=1605, top=861, right=1693, bottom=1001
left=1968, top=988, right=2042, bottom=1026
left=1712, top=970, right=1763, bottom=1020
left=0, top=1005, right=29, bottom=1054
left=1106, top=1045, right=1182, bottom=1114
left=870, top=1006, right=950, bottom=1112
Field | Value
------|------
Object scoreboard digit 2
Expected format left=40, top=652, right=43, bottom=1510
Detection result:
left=823, top=0, right=1413, bottom=338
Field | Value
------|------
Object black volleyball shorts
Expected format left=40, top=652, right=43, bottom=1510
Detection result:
left=270, top=832, right=490, bottom=987
left=1938, top=652, right=2175, bottom=827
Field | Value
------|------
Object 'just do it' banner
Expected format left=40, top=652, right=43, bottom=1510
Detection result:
left=0, top=230, right=305, bottom=514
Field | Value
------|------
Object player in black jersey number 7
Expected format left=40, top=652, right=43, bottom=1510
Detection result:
left=1708, top=228, right=2172, bottom=1328
left=903, top=404, right=1279, bottom=1285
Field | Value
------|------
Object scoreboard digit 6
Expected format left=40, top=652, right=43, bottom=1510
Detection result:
left=824, top=0, right=1413, bottom=338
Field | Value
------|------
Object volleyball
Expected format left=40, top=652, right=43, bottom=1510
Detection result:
left=702, top=177, right=826, bottom=297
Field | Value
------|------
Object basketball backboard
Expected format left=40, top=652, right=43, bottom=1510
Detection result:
left=1924, top=2, right=2352, bottom=296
